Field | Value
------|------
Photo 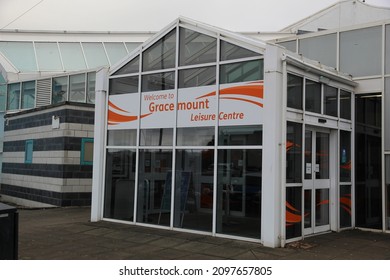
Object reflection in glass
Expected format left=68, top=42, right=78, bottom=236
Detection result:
left=315, top=132, right=329, bottom=179
left=286, top=187, right=302, bottom=239
left=137, top=150, right=172, bottom=226
left=52, top=76, right=68, bottom=104
left=315, top=189, right=329, bottom=226
left=174, top=149, right=214, bottom=232
left=178, top=67, right=216, bottom=88
left=87, top=72, right=96, bottom=104
left=114, top=56, right=140, bottom=76
left=220, top=40, right=259, bottom=61
left=140, top=128, right=173, bottom=146
left=324, top=85, right=338, bottom=117
left=304, top=190, right=312, bottom=229
left=340, top=131, right=351, bottom=182
left=179, top=28, right=217, bottom=66
left=143, top=29, right=176, bottom=71
left=107, top=129, right=137, bottom=146
left=217, top=149, right=262, bottom=239
left=340, top=90, right=351, bottom=120
left=21, top=81, right=35, bottom=109
left=104, top=149, right=136, bottom=221
left=287, top=74, right=303, bottom=110
left=69, top=73, right=86, bottom=102
left=340, top=185, right=352, bottom=228
left=305, top=80, right=321, bottom=114
left=0, top=84, right=6, bottom=111
left=220, top=60, right=263, bottom=84
left=177, top=127, right=214, bottom=146
left=218, top=125, right=262, bottom=146
left=142, top=72, right=175, bottom=92
left=109, top=76, right=139, bottom=95
left=7, top=83, right=20, bottom=110
left=286, top=122, right=302, bottom=183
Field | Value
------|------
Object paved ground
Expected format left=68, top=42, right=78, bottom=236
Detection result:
left=15, top=206, right=390, bottom=260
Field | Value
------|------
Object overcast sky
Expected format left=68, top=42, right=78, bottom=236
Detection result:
left=0, top=0, right=390, bottom=32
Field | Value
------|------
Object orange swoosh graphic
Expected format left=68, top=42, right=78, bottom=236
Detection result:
left=196, top=81, right=264, bottom=100
left=220, top=96, right=263, bottom=108
left=108, top=100, right=129, bottom=113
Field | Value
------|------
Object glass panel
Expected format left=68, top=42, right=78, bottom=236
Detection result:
left=218, top=125, right=262, bottom=146
left=340, top=131, right=351, bottom=182
left=220, top=60, right=263, bottom=84
left=278, top=40, right=296, bottom=52
left=177, top=127, right=214, bottom=146
left=141, top=72, right=174, bottom=92
left=114, top=56, right=139, bottom=75
left=69, top=73, right=86, bottom=102
left=286, top=122, right=302, bottom=183
left=140, top=128, right=173, bottom=146
left=220, top=40, right=260, bottom=61
left=0, top=42, right=37, bottom=71
left=340, top=26, right=382, bottom=77
left=304, top=190, right=312, bottom=229
left=0, top=73, right=6, bottom=83
left=86, top=72, right=96, bottom=104
left=82, top=42, right=109, bottom=69
left=315, top=132, right=329, bottom=179
left=52, top=76, right=68, bottom=104
left=299, top=34, right=337, bottom=68
left=83, top=141, right=94, bottom=163
left=59, top=43, right=87, bottom=70
left=304, top=130, right=312, bottom=180
left=178, top=66, right=216, bottom=88
left=286, top=187, right=302, bottom=239
left=7, top=83, right=20, bottom=110
left=25, top=140, right=33, bottom=164
left=107, top=129, right=137, bottom=146
left=287, top=73, right=303, bottom=110
left=315, top=189, right=329, bottom=226
left=355, top=94, right=382, bottom=229
left=137, top=149, right=172, bottom=226
left=103, top=149, right=136, bottom=221
left=35, top=42, right=62, bottom=71
left=109, top=76, right=139, bottom=95
left=179, top=28, right=217, bottom=66
left=174, top=149, right=214, bottom=232
left=21, top=81, right=35, bottom=109
left=340, top=90, right=351, bottom=120
left=125, top=42, right=140, bottom=53
left=217, top=149, right=262, bottom=239
left=305, top=80, right=321, bottom=114
left=143, top=29, right=176, bottom=71
left=340, top=185, right=352, bottom=228
left=323, top=85, right=338, bottom=117
left=386, top=78, right=390, bottom=151
left=0, top=84, right=6, bottom=112
left=386, top=155, right=390, bottom=230
left=386, top=25, right=390, bottom=74
left=104, top=42, right=128, bottom=65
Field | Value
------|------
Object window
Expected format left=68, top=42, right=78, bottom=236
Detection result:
left=107, top=129, right=137, bottom=146
left=35, top=42, right=62, bottom=71
left=81, top=138, right=94, bottom=165
left=87, top=72, right=96, bottom=104
left=141, top=72, right=174, bottom=92
left=82, top=42, right=109, bottom=69
left=218, top=125, right=262, bottom=146
left=140, top=128, right=173, bottom=146
left=7, top=83, right=20, bottom=110
left=286, top=122, right=302, bottom=183
left=69, top=74, right=86, bottom=102
left=25, top=140, right=33, bottom=164
left=52, top=76, right=68, bottom=104
left=177, top=127, right=214, bottom=146
left=114, top=56, right=139, bottom=76
left=178, top=66, right=216, bottom=88
left=323, top=85, right=338, bottom=117
left=0, top=84, right=6, bottom=112
left=59, top=43, right=87, bottom=71
left=287, top=74, right=303, bottom=110
left=104, top=42, right=128, bottom=66
left=305, top=79, right=321, bottom=114
left=109, top=76, right=139, bottom=95
left=220, top=40, right=259, bottom=61
left=299, top=34, right=337, bottom=68
left=220, top=60, right=263, bottom=84
left=21, top=81, right=35, bottom=109
left=0, top=42, right=37, bottom=71
left=277, top=40, right=296, bottom=52
left=340, top=90, right=351, bottom=120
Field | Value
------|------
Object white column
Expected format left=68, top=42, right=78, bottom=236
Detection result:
left=261, top=45, right=285, bottom=248
left=91, top=68, right=108, bottom=222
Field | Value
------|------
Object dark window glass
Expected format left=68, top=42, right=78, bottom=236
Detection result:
left=109, top=76, right=139, bottom=95
left=52, top=77, right=68, bottom=104
left=114, top=56, right=140, bottom=75
left=21, top=81, right=35, bottom=109
left=305, top=80, right=321, bottom=114
left=141, top=72, right=175, bottom=92
left=104, top=149, right=136, bottom=221
left=178, top=66, right=216, bottom=88
left=87, top=72, right=96, bottom=104
left=324, top=85, right=338, bottom=117
left=174, top=149, right=214, bottom=232
left=355, top=94, right=382, bottom=229
left=340, top=131, right=351, bottom=182
left=287, top=74, right=303, bottom=110
left=177, top=127, right=214, bottom=146
left=286, top=187, right=302, bottom=239
left=107, top=129, right=137, bottom=146
left=179, top=28, right=216, bottom=66
left=25, top=139, right=33, bottom=164
left=69, top=73, right=86, bottom=102
left=340, top=185, right=352, bottom=228
left=143, top=29, right=176, bottom=71
left=286, top=122, right=302, bottom=183
left=220, top=60, right=263, bottom=84
left=140, top=128, right=173, bottom=146
left=218, top=125, right=262, bottom=146
left=137, top=149, right=172, bottom=226
left=220, top=40, right=260, bottom=61
left=340, top=90, right=351, bottom=120
left=217, top=149, right=262, bottom=239
left=7, top=83, right=20, bottom=110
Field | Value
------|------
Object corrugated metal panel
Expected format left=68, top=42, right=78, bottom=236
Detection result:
left=36, top=78, right=52, bottom=107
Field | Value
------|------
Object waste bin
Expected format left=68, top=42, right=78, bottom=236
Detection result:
left=0, top=202, right=18, bottom=260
